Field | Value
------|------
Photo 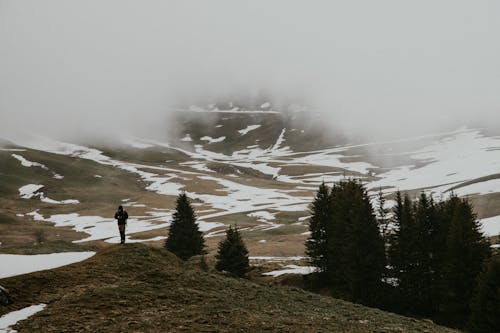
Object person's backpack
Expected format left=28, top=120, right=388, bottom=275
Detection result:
left=116, top=210, right=128, bottom=221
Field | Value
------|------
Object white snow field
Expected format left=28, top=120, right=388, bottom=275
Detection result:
left=369, top=128, right=500, bottom=192
left=44, top=213, right=172, bottom=243
left=0, top=252, right=95, bottom=279
left=0, top=304, right=46, bottom=333
left=5, top=126, right=500, bottom=243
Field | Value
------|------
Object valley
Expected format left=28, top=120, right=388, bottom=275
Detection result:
left=1, top=109, right=499, bottom=265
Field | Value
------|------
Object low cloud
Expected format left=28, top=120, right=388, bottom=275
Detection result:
left=1, top=0, right=499, bottom=141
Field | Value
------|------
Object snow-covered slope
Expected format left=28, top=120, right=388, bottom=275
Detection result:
left=1, top=110, right=499, bottom=250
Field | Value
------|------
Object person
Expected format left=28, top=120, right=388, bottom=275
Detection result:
left=114, top=205, right=129, bottom=244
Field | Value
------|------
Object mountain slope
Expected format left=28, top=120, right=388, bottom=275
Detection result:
left=1, top=110, right=499, bottom=261
left=0, top=244, right=458, bottom=333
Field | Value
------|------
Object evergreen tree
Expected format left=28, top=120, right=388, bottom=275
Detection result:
left=388, top=191, right=404, bottom=272
left=327, top=179, right=385, bottom=306
left=439, top=196, right=491, bottom=327
left=467, top=256, right=500, bottom=333
left=389, top=192, right=492, bottom=326
left=306, top=182, right=331, bottom=275
left=429, top=197, right=453, bottom=312
left=390, top=192, right=423, bottom=313
left=215, top=225, right=249, bottom=277
left=412, top=192, right=435, bottom=314
left=165, top=193, right=205, bottom=260
left=377, top=188, right=391, bottom=242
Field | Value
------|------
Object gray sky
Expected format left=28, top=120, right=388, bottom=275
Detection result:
left=1, top=0, right=499, bottom=140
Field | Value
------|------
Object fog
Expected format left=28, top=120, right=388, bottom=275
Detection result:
left=1, top=0, right=499, bottom=141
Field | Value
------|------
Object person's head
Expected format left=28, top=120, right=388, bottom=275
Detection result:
left=118, top=205, right=123, bottom=211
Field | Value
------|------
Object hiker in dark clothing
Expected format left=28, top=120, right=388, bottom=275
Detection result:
left=114, top=205, right=129, bottom=244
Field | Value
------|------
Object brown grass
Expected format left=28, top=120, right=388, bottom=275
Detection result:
left=1, top=244, right=458, bottom=333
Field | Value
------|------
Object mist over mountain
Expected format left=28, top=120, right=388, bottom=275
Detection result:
left=1, top=0, right=499, bottom=141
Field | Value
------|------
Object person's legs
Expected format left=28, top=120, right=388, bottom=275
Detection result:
left=118, top=224, right=126, bottom=244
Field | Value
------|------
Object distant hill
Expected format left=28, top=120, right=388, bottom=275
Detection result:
left=1, top=107, right=498, bottom=260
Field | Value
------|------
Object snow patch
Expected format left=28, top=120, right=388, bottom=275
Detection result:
left=11, top=154, right=48, bottom=169
left=197, top=221, right=225, bottom=232
left=238, top=125, right=261, bottom=135
left=18, top=184, right=44, bottom=199
left=479, top=215, right=500, bottom=237
left=263, top=265, right=318, bottom=277
left=18, top=184, right=78, bottom=204
left=201, top=136, right=226, bottom=144
left=180, top=161, right=213, bottom=173
left=0, top=304, right=46, bottom=333
left=249, top=256, right=306, bottom=262
left=44, top=213, right=170, bottom=243
left=0, top=252, right=95, bottom=279
left=450, top=178, right=500, bottom=197
left=248, top=211, right=275, bottom=221
left=26, top=210, right=44, bottom=221
left=271, top=128, right=287, bottom=151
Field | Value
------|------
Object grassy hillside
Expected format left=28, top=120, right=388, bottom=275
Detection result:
left=0, top=244, right=458, bottom=333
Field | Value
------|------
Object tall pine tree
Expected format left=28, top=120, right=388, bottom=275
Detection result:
left=390, top=192, right=422, bottom=313
left=467, top=255, right=500, bottom=333
left=165, top=193, right=205, bottom=260
left=215, top=225, right=249, bottom=277
left=439, top=196, right=491, bottom=327
left=377, top=188, right=391, bottom=243
left=306, top=182, right=331, bottom=275
left=390, top=192, right=493, bottom=327
left=327, top=179, right=385, bottom=306
left=412, top=192, right=435, bottom=315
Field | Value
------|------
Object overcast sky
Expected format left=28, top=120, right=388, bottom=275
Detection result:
left=1, top=0, right=499, bottom=140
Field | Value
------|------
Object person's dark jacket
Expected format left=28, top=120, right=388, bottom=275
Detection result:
left=114, top=210, right=129, bottom=225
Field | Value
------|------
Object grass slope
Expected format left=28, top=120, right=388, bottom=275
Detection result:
left=1, top=244, right=457, bottom=333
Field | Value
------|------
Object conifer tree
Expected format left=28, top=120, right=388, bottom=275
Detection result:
left=390, top=192, right=421, bottom=313
left=327, top=179, right=385, bottom=305
left=390, top=192, right=439, bottom=314
left=412, top=192, right=435, bottom=314
left=306, top=182, right=331, bottom=274
left=467, top=256, right=500, bottom=333
left=215, top=225, right=249, bottom=277
left=377, top=188, right=391, bottom=242
left=439, top=196, right=491, bottom=326
left=388, top=191, right=404, bottom=271
left=429, top=197, right=453, bottom=311
left=165, top=193, right=205, bottom=260
left=389, top=192, right=492, bottom=326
